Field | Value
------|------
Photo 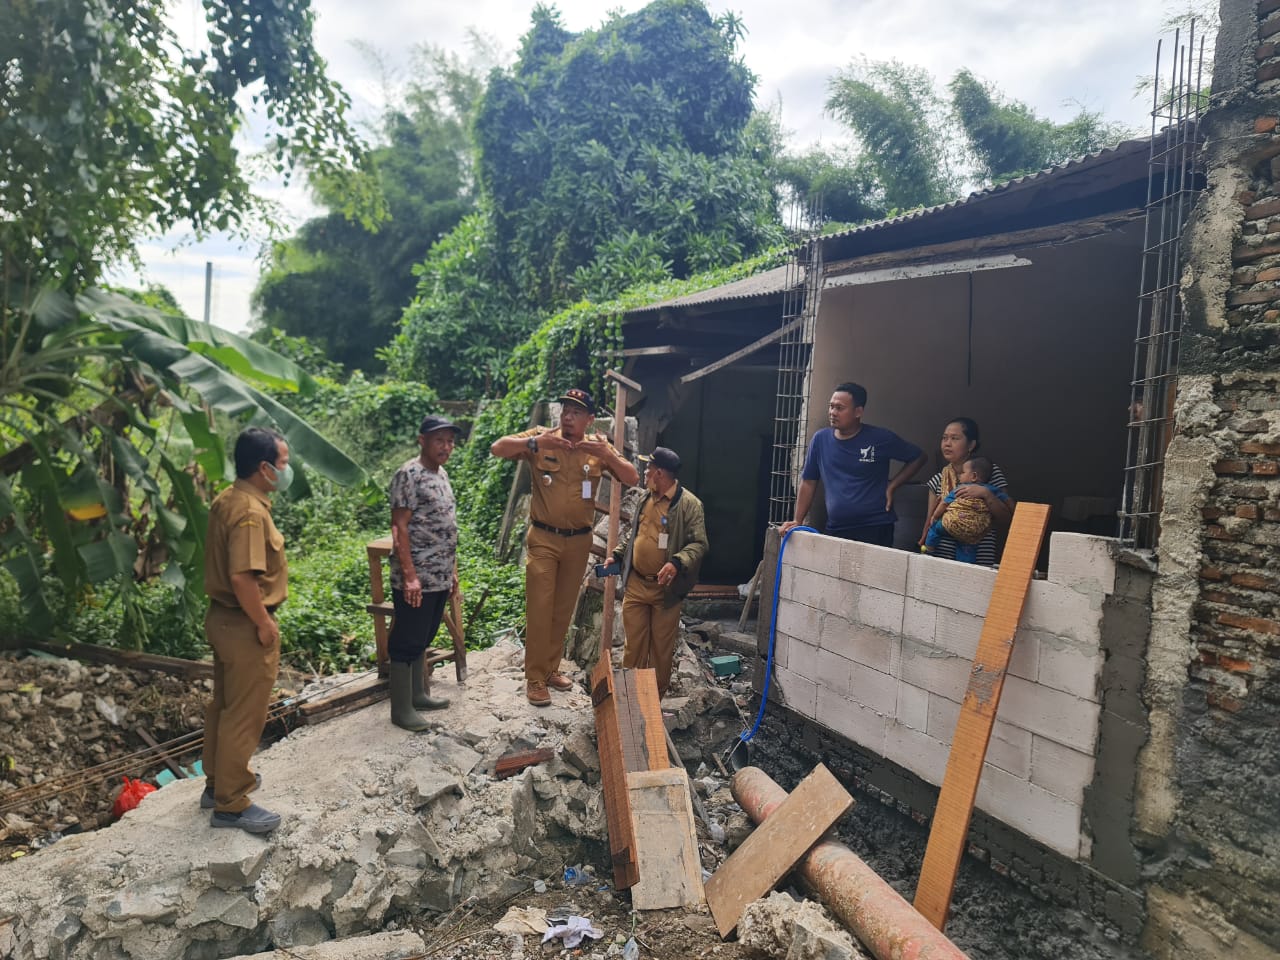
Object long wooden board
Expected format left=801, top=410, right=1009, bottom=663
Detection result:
left=913, top=502, right=1051, bottom=930
left=628, top=768, right=704, bottom=910
left=297, top=673, right=389, bottom=724
left=705, top=763, right=853, bottom=937
left=591, top=669, right=633, bottom=888
left=592, top=665, right=668, bottom=889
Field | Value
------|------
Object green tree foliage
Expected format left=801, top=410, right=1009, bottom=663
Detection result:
left=472, top=0, right=784, bottom=305
left=1, top=0, right=379, bottom=291
left=825, top=59, right=959, bottom=212
left=949, top=70, right=1133, bottom=184
left=1, top=0, right=375, bottom=646
left=394, top=0, right=785, bottom=397
left=391, top=208, right=538, bottom=399
left=253, top=45, right=487, bottom=372
left=826, top=58, right=1136, bottom=210
left=775, top=144, right=887, bottom=226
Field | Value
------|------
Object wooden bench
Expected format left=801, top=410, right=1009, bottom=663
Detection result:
left=366, top=536, right=468, bottom=683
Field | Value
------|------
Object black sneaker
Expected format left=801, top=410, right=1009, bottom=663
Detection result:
left=210, top=802, right=281, bottom=834
left=200, top=772, right=262, bottom=810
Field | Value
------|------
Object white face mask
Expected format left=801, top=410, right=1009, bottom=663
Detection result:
left=264, top=461, right=294, bottom=492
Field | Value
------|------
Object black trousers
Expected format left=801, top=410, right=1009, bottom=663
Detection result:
left=388, top=588, right=449, bottom=663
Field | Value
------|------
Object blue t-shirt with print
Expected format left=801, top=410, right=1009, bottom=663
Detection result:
left=801, top=425, right=923, bottom=534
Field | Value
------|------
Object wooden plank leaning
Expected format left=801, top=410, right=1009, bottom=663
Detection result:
left=913, top=502, right=1052, bottom=930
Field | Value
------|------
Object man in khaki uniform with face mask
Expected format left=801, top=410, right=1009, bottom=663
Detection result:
left=200, top=427, right=291, bottom=834
left=491, top=389, right=638, bottom=706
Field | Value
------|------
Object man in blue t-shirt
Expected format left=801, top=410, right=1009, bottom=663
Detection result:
left=780, top=382, right=928, bottom=546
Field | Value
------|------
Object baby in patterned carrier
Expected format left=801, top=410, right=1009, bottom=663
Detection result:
left=920, top=456, right=1008, bottom=563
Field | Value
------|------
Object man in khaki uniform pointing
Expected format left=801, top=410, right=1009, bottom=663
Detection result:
left=491, top=389, right=638, bottom=706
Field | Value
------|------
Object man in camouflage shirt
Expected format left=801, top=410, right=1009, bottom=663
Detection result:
left=387, top=414, right=462, bottom=730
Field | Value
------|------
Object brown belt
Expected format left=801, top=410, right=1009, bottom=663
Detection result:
left=531, top=520, right=592, bottom=537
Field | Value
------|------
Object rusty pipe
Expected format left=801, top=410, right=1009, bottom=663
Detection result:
left=732, top=766, right=970, bottom=960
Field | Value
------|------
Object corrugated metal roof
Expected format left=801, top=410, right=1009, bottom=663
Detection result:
left=625, top=264, right=800, bottom=316
left=624, top=135, right=1152, bottom=319
left=821, top=136, right=1151, bottom=244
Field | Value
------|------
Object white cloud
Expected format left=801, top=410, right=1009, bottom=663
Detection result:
left=124, top=0, right=1183, bottom=335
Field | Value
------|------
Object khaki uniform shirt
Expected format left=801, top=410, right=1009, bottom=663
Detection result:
left=632, top=488, right=673, bottom=577
left=515, top=427, right=616, bottom=530
left=204, top=480, right=287, bottom=609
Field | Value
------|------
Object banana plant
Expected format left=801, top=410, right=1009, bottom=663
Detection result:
left=0, top=286, right=366, bottom=643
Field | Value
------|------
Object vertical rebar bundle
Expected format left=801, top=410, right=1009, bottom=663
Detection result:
left=1120, top=24, right=1208, bottom=548
left=769, top=201, right=824, bottom=526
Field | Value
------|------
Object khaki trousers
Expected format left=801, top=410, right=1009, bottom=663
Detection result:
left=524, top=525, right=592, bottom=682
left=202, top=603, right=278, bottom=813
left=622, top=577, right=682, bottom=698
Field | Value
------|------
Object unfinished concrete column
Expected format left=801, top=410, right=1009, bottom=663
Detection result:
left=1137, top=1, right=1280, bottom=956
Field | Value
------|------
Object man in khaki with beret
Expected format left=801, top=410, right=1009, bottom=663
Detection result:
left=200, top=427, right=292, bottom=834
left=604, top=446, right=708, bottom=699
left=491, top=389, right=638, bottom=706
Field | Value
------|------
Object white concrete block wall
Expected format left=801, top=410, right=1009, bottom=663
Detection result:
left=769, top=529, right=1117, bottom=860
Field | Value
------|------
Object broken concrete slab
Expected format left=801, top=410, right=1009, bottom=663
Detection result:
left=224, top=930, right=426, bottom=960
left=0, top=643, right=604, bottom=960
left=738, top=892, right=869, bottom=960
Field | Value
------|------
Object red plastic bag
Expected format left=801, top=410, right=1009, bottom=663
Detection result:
left=111, top=776, right=157, bottom=819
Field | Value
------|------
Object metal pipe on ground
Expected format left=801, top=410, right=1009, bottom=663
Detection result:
left=732, top=766, right=970, bottom=960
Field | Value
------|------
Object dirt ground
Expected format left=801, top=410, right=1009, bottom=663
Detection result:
left=0, top=651, right=220, bottom=859
left=0, top=638, right=1146, bottom=960
left=399, top=886, right=737, bottom=959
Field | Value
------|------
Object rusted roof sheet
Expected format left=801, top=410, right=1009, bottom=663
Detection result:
left=625, top=264, right=800, bottom=316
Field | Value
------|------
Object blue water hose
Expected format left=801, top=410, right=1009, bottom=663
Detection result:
left=732, top=524, right=817, bottom=756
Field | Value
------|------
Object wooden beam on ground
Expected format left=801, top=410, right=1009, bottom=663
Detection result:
left=494, top=747, right=555, bottom=779
left=135, top=726, right=185, bottom=779
left=297, top=673, right=390, bottom=725
left=17, top=640, right=214, bottom=679
left=678, top=317, right=803, bottom=385
left=705, top=763, right=854, bottom=937
left=628, top=768, right=704, bottom=910
left=913, top=502, right=1052, bottom=931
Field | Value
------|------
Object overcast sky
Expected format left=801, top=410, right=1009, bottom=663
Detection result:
left=113, top=0, right=1182, bottom=334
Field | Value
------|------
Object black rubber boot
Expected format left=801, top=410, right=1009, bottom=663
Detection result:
left=411, top=655, right=450, bottom=711
left=390, top=661, right=431, bottom=731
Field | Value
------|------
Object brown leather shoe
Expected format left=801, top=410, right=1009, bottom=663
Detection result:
left=526, top=680, right=551, bottom=707
left=546, top=672, right=574, bottom=692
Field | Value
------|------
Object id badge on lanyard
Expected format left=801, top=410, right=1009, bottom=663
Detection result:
left=581, top=463, right=592, bottom=499
left=658, top=513, right=669, bottom=550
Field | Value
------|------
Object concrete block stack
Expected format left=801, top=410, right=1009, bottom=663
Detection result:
left=770, top=530, right=1114, bottom=859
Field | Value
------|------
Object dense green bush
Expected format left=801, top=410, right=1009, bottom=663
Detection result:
left=0, top=572, right=205, bottom=658
left=276, top=529, right=377, bottom=673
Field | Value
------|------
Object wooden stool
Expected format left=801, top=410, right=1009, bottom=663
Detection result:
left=366, top=537, right=468, bottom=683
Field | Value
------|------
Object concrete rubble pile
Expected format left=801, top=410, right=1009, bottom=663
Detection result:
left=0, top=642, right=612, bottom=959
